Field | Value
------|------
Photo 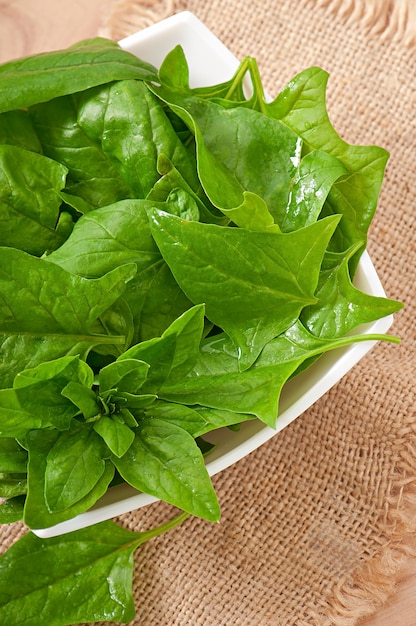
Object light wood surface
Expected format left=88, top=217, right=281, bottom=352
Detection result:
left=0, top=2, right=415, bottom=624
left=0, top=0, right=114, bottom=62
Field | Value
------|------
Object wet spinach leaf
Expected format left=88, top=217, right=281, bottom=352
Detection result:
left=0, top=37, right=158, bottom=113
left=0, top=514, right=188, bottom=626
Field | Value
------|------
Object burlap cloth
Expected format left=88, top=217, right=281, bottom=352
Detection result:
left=2, top=0, right=416, bottom=624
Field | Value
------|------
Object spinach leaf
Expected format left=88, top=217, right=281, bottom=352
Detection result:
left=46, top=199, right=160, bottom=276
left=93, top=416, right=135, bottom=458
left=266, top=66, right=389, bottom=272
left=0, top=438, right=28, bottom=473
left=0, top=144, right=71, bottom=255
left=61, top=381, right=100, bottom=420
left=149, top=209, right=339, bottom=369
left=113, top=417, right=220, bottom=522
left=0, top=512, right=188, bottom=626
left=99, top=358, right=150, bottom=395
left=280, top=149, right=347, bottom=232
left=0, top=110, right=42, bottom=152
left=159, top=322, right=399, bottom=427
left=301, top=246, right=403, bottom=337
left=119, top=304, right=205, bottom=391
left=0, top=473, right=27, bottom=498
left=0, top=248, right=136, bottom=387
left=149, top=85, right=299, bottom=226
left=0, top=521, right=137, bottom=625
left=158, top=45, right=190, bottom=89
left=76, top=79, right=200, bottom=198
left=29, top=96, right=133, bottom=208
left=0, top=37, right=158, bottom=113
left=23, top=430, right=115, bottom=529
left=145, top=400, right=254, bottom=437
left=43, top=422, right=108, bottom=512
left=0, top=356, right=93, bottom=437
left=0, top=495, right=25, bottom=523
left=46, top=199, right=193, bottom=342
left=147, top=154, right=228, bottom=226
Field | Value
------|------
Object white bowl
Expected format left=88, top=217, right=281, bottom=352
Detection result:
left=33, top=11, right=394, bottom=538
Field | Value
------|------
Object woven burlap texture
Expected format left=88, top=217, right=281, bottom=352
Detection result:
left=1, top=1, right=415, bottom=625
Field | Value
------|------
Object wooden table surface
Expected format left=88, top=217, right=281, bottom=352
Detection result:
left=0, top=2, right=415, bottom=625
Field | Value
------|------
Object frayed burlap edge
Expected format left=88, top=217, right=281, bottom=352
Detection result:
left=102, top=0, right=416, bottom=49
left=306, top=429, right=416, bottom=626
left=311, top=0, right=416, bottom=47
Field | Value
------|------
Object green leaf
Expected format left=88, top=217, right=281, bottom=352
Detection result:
left=0, top=495, right=25, bottom=523
left=160, top=322, right=399, bottom=427
left=0, top=145, right=70, bottom=255
left=0, top=511, right=188, bottom=626
left=267, top=66, right=389, bottom=271
left=219, top=192, right=281, bottom=233
left=92, top=295, right=135, bottom=357
left=146, top=400, right=253, bottom=437
left=280, top=149, right=347, bottom=231
left=0, top=110, right=42, bottom=152
left=57, top=190, right=94, bottom=215
left=133, top=261, right=193, bottom=342
left=158, top=45, right=190, bottom=89
left=99, top=358, right=149, bottom=395
left=0, top=438, right=28, bottom=473
left=47, top=199, right=160, bottom=276
left=118, top=407, right=139, bottom=426
left=0, top=473, right=27, bottom=498
left=0, top=387, right=69, bottom=437
left=0, top=521, right=138, bottom=625
left=160, top=333, right=295, bottom=427
left=43, top=423, right=107, bottom=512
left=114, top=418, right=220, bottom=521
left=119, top=305, right=205, bottom=391
left=0, top=335, right=94, bottom=393
left=23, top=430, right=114, bottom=529
left=93, top=416, right=135, bottom=458
left=0, top=37, right=158, bottom=113
left=147, top=154, right=228, bottom=226
left=116, top=394, right=157, bottom=411
left=15, top=354, right=92, bottom=390
left=301, top=247, right=403, bottom=337
left=149, top=209, right=340, bottom=368
left=61, top=381, right=99, bottom=419
left=0, top=357, right=92, bottom=436
left=158, top=303, right=205, bottom=384
left=120, top=334, right=176, bottom=393
left=47, top=198, right=193, bottom=343
left=5, top=250, right=136, bottom=336
left=76, top=79, right=199, bottom=198
left=149, top=86, right=300, bottom=223
left=29, top=96, right=133, bottom=208
left=165, top=187, right=201, bottom=222
left=0, top=247, right=136, bottom=386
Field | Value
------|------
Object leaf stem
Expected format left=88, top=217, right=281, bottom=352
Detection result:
left=140, top=510, right=190, bottom=543
left=224, top=57, right=250, bottom=100
left=247, top=58, right=267, bottom=115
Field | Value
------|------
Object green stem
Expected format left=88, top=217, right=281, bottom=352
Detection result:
left=141, top=511, right=190, bottom=543
left=224, top=57, right=250, bottom=100
left=247, top=58, right=267, bottom=115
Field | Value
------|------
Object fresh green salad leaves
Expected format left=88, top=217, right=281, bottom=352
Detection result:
left=0, top=38, right=402, bottom=625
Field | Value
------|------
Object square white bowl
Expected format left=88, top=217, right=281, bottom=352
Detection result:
left=33, top=11, right=394, bottom=538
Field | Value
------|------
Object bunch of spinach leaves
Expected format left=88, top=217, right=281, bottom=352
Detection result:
left=0, top=38, right=402, bottom=624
